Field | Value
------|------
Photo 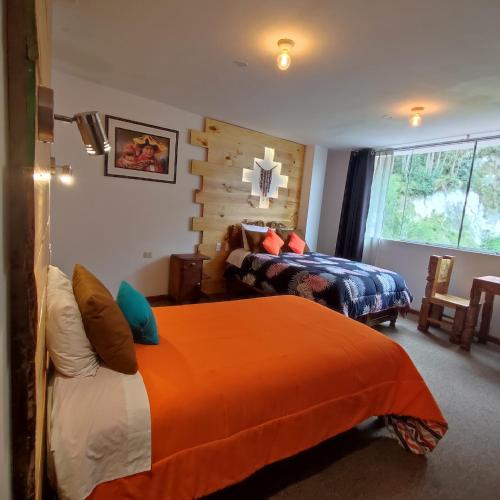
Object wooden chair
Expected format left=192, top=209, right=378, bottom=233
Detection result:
left=417, top=255, right=470, bottom=343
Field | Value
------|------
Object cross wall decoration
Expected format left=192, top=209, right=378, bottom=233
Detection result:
left=242, top=147, right=289, bottom=208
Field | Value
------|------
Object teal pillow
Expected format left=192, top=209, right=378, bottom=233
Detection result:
left=116, top=281, right=159, bottom=345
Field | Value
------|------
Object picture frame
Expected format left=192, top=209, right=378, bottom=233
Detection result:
left=105, top=115, right=179, bottom=184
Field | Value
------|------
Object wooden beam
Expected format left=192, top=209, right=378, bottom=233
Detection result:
left=6, top=0, right=38, bottom=498
left=7, top=1, right=52, bottom=499
left=204, top=118, right=305, bottom=156
left=191, top=159, right=301, bottom=181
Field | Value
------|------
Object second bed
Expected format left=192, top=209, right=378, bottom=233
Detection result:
left=226, top=249, right=413, bottom=324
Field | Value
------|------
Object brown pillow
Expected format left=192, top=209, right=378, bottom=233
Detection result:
left=277, top=228, right=311, bottom=253
left=245, top=229, right=268, bottom=253
left=72, top=264, right=137, bottom=374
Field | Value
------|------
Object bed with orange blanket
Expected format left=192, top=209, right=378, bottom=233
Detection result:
left=89, top=295, right=446, bottom=500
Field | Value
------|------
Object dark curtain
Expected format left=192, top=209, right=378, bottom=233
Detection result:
left=335, top=148, right=375, bottom=261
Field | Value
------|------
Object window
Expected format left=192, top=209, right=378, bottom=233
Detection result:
left=381, top=139, right=500, bottom=254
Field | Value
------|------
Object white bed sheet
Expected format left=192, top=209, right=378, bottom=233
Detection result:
left=48, top=365, right=151, bottom=500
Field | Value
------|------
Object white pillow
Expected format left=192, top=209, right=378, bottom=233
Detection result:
left=46, top=265, right=99, bottom=377
left=241, top=223, right=273, bottom=250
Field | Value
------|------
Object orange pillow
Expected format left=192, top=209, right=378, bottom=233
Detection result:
left=277, top=228, right=311, bottom=252
left=262, top=229, right=284, bottom=255
left=288, top=232, right=306, bottom=254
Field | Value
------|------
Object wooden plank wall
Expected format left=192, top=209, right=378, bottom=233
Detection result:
left=190, top=119, right=305, bottom=294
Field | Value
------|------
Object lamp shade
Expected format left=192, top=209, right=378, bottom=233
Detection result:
left=74, top=112, right=111, bottom=156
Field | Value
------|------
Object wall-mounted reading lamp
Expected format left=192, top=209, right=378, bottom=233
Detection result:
left=38, top=86, right=111, bottom=155
left=50, top=157, right=73, bottom=185
left=54, top=112, right=111, bottom=155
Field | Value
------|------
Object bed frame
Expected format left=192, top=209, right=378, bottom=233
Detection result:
left=225, top=275, right=400, bottom=328
left=225, top=223, right=401, bottom=328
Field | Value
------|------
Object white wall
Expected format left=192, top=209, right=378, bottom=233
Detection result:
left=316, top=149, right=351, bottom=253
left=51, top=71, right=204, bottom=296
left=375, top=240, right=500, bottom=334
left=298, top=145, right=328, bottom=251
left=52, top=72, right=328, bottom=296
left=0, top=2, right=11, bottom=496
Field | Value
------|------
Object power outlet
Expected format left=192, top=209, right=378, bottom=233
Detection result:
left=143, top=251, right=153, bottom=259
left=215, top=242, right=222, bottom=252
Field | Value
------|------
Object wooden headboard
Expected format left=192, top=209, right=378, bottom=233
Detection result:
left=190, top=119, right=305, bottom=294
left=7, top=0, right=52, bottom=498
left=226, top=221, right=288, bottom=252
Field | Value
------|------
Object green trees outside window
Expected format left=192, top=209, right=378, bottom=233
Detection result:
left=381, top=140, right=500, bottom=254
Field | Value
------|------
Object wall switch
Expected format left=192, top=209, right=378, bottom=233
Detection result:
left=143, top=251, right=153, bottom=259
left=215, top=242, right=222, bottom=252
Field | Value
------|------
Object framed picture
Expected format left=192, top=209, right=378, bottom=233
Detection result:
left=105, top=115, right=179, bottom=183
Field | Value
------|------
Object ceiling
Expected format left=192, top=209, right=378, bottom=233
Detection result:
left=53, top=0, right=500, bottom=148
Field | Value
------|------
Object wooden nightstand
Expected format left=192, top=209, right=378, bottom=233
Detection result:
left=168, top=253, right=210, bottom=304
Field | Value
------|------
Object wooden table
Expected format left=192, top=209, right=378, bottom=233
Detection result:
left=461, top=275, right=500, bottom=351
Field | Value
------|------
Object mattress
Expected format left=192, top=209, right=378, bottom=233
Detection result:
left=226, top=251, right=413, bottom=318
left=89, top=295, right=445, bottom=500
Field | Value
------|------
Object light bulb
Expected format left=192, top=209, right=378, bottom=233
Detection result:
left=276, top=39, right=295, bottom=71
left=59, top=174, right=74, bottom=185
left=58, top=165, right=74, bottom=185
left=277, top=51, right=291, bottom=71
left=410, top=107, right=424, bottom=127
left=410, top=113, right=422, bottom=127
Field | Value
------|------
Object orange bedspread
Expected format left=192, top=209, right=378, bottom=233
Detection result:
left=90, top=296, right=446, bottom=500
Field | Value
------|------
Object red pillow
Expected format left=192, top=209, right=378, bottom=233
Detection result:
left=288, top=232, right=306, bottom=254
left=262, top=229, right=284, bottom=256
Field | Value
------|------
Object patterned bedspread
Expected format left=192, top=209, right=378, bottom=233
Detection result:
left=227, top=251, right=413, bottom=318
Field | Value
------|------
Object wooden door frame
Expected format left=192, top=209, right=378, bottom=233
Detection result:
left=6, top=0, right=39, bottom=498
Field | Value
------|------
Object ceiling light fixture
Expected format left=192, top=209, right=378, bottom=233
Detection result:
left=276, top=39, right=295, bottom=71
left=55, top=111, right=111, bottom=155
left=410, top=107, right=424, bottom=127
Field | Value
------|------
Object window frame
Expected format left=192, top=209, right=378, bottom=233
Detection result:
left=380, top=138, right=500, bottom=256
